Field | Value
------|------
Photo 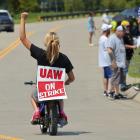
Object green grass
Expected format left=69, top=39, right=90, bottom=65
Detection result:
left=13, top=12, right=40, bottom=24
left=128, top=48, right=140, bottom=78
left=13, top=12, right=68, bottom=24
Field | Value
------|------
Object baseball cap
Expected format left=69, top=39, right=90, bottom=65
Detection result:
left=101, top=23, right=112, bottom=31
left=121, top=20, right=130, bottom=27
left=116, top=25, right=124, bottom=31
left=111, top=20, right=117, bottom=31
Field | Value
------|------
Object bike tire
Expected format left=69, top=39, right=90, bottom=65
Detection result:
left=49, top=103, right=58, bottom=136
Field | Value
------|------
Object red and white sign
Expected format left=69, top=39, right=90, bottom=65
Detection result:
left=37, top=66, right=67, bottom=101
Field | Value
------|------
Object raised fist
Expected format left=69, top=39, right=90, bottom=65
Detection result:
left=21, top=12, right=28, bottom=19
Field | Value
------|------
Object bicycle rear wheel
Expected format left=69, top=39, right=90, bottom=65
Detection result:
left=49, top=103, right=58, bottom=136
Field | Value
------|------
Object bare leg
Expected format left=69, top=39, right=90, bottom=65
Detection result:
left=114, top=85, right=120, bottom=94
left=31, top=97, right=39, bottom=112
left=103, top=78, right=109, bottom=92
left=108, top=78, right=113, bottom=92
left=30, top=97, right=40, bottom=123
left=89, top=32, right=93, bottom=44
left=59, top=100, right=67, bottom=122
left=59, top=100, right=64, bottom=113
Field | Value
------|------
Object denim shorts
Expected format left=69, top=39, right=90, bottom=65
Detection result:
left=103, top=66, right=112, bottom=79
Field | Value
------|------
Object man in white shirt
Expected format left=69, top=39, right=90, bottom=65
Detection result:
left=98, top=23, right=112, bottom=96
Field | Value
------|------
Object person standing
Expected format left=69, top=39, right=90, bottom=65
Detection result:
left=120, top=20, right=137, bottom=91
left=102, top=9, right=112, bottom=25
left=88, top=12, right=96, bottom=47
left=98, top=23, right=112, bottom=96
left=107, top=26, right=126, bottom=99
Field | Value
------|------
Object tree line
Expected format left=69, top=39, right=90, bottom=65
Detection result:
left=0, top=0, right=140, bottom=14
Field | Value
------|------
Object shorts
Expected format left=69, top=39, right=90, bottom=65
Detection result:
left=103, top=66, right=112, bottom=79
left=111, top=67, right=124, bottom=86
left=88, top=27, right=94, bottom=33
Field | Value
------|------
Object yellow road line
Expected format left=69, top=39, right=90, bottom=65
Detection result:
left=0, top=24, right=63, bottom=60
left=0, top=32, right=34, bottom=60
left=0, top=24, right=64, bottom=60
left=0, top=40, right=19, bottom=56
left=0, top=40, right=20, bottom=58
left=0, top=134, right=23, bottom=140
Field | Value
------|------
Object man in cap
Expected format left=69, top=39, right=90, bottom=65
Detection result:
left=120, top=20, right=137, bottom=91
left=98, top=23, right=112, bottom=96
left=107, top=25, right=126, bottom=99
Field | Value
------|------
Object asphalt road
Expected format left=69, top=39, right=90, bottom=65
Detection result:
left=0, top=17, right=140, bottom=140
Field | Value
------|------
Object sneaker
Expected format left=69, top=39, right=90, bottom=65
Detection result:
left=118, top=93, right=127, bottom=99
left=89, top=43, right=93, bottom=47
left=113, top=94, right=121, bottom=100
left=31, top=110, right=40, bottom=125
left=58, top=118, right=68, bottom=128
left=134, top=86, right=140, bottom=91
left=120, top=84, right=131, bottom=91
left=108, top=91, right=115, bottom=98
left=59, top=112, right=68, bottom=127
left=103, top=91, right=108, bottom=97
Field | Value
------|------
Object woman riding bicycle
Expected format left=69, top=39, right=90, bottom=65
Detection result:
left=20, top=12, right=75, bottom=125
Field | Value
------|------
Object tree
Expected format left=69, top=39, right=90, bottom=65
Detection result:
left=114, top=0, right=128, bottom=9
left=64, top=0, right=73, bottom=12
left=19, top=0, right=39, bottom=12
left=100, top=0, right=116, bottom=10
left=3, top=0, right=140, bottom=14
left=82, top=0, right=94, bottom=11
left=73, top=0, right=85, bottom=11
left=64, top=0, right=84, bottom=12
left=47, top=0, right=64, bottom=12
left=7, top=0, right=20, bottom=13
left=95, top=0, right=101, bottom=10
left=129, top=0, right=140, bottom=7
left=0, top=0, right=7, bottom=9
left=135, top=0, right=140, bottom=5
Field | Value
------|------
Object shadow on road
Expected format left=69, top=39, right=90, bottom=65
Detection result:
left=57, top=131, right=92, bottom=136
left=35, top=131, right=93, bottom=136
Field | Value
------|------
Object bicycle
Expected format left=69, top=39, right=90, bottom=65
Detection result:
left=24, top=81, right=67, bottom=135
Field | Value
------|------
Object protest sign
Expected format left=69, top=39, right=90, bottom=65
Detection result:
left=37, top=66, right=67, bottom=101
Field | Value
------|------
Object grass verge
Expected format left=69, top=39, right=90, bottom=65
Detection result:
left=13, top=12, right=87, bottom=24
left=129, top=48, right=140, bottom=78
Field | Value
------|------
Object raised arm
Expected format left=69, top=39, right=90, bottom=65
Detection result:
left=20, top=12, right=31, bottom=50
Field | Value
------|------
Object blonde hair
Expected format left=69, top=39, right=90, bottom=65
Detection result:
left=44, top=32, right=60, bottom=64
